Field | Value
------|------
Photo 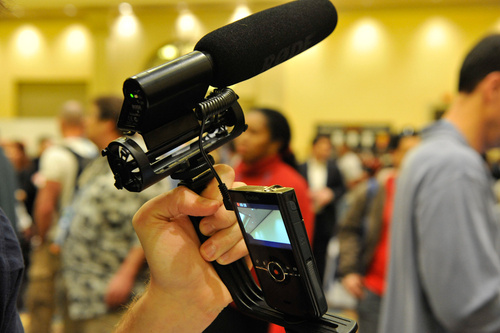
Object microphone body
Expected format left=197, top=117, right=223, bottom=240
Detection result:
left=195, top=0, right=338, bottom=87
left=118, top=51, right=212, bottom=137
left=124, top=51, right=212, bottom=111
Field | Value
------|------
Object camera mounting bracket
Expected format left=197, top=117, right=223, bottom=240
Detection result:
left=103, top=89, right=357, bottom=333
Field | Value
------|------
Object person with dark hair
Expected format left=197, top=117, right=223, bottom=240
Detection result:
left=59, top=96, right=169, bottom=333
left=234, top=107, right=315, bottom=240
left=232, top=107, right=315, bottom=333
left=298, top=134, right=346, bottom=283
left=380, top=34, right=500, bottom=333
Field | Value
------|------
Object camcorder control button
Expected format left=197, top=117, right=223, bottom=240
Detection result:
left=267, top=261, right=286, bottom=282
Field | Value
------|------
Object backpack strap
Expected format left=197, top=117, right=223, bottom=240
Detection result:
left=62, top=146, right=90, bottom=190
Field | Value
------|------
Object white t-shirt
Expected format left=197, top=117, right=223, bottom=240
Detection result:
left=38, top=136, right=97, bottom=235
left=307, top=158, right=328, bottom=191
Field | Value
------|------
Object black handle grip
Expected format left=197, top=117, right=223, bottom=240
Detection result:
left=178, top=168, right=357, bottom=333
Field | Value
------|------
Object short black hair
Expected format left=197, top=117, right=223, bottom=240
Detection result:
left=458, top=34, right=500, bottom=93
left=388, top=127, right=418, bottom=151
left=312, top=133, right=332, bottom=146
left=93, top=96, right=123, bottom=130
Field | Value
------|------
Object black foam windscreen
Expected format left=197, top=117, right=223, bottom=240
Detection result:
left=194, top=0, right=338, bottom=88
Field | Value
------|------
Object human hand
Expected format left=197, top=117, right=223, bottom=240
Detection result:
left=128, top=164, right=247, bottom=330
left=48, top=242, right=61, bottom=255
left=105, top=269, right=135, bottom=309
left=342, top=273, right=364, bottom=299
left=311, top=187, right=334, bottom=212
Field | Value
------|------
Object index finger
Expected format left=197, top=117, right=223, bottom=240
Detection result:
left=199, top=181, right=246, bottom=236
left=200, top=164, right=236, bottom=201
left=133, top=186, right=221, bottom=231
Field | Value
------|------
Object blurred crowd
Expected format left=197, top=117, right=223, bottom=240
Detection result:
left=3, top=91, right=500, bottom=333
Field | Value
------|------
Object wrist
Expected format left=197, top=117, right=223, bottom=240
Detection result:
left=149, top=277, right=230, bottom=322
left=116, top=281, right=229, bottom=333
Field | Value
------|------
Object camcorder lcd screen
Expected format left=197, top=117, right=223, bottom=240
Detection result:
left=235, top=202, right=291, bottom=249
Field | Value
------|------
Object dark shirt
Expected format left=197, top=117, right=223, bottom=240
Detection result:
left=297, top=158, right=346, bottom=235
left=0, top=208, right=24, bottom=332
left=0, top=147, right=19, bottom=231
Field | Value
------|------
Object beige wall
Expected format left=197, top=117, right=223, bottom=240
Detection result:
left=0, top=2, right=499, bottom=159
left=286, top=5, right=500, bottom=158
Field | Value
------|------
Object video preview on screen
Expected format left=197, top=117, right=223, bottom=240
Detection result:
left=235, top=202, right=291, bottom=248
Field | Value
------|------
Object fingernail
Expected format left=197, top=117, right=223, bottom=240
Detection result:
left=217, top=252, right=229, bottom=265
left=200, top=222, right=215, bottom=236
left=203, top=243, right=216, bottom=260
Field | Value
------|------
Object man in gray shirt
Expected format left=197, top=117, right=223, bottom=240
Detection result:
left=380, top=34, right=500, bottom=333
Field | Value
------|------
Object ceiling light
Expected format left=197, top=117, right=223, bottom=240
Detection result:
left=158, top=44, right=179, bottom=60
left=16, top=25, right=41, bottom=56
left=119, top=2, right=133, bottom=16
left=230, top=3, right=251, bottom=23
left=175, top=6, right=202, bottom=41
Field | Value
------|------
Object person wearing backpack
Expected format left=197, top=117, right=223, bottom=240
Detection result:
left=25, top=100, right=98, bottom=333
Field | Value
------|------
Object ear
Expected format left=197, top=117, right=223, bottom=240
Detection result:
left=480, top=72, right=500, bottom=125
left=104, top=119, right=117, bottom=132
left=483, top=71, right=500, bottom=105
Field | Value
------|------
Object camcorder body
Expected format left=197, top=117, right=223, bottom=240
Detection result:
left=230, top=185, right=327, bottom=318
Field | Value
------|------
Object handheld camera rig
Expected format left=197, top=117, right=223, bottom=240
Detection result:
left=102, top=7, right=357, bottom=333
